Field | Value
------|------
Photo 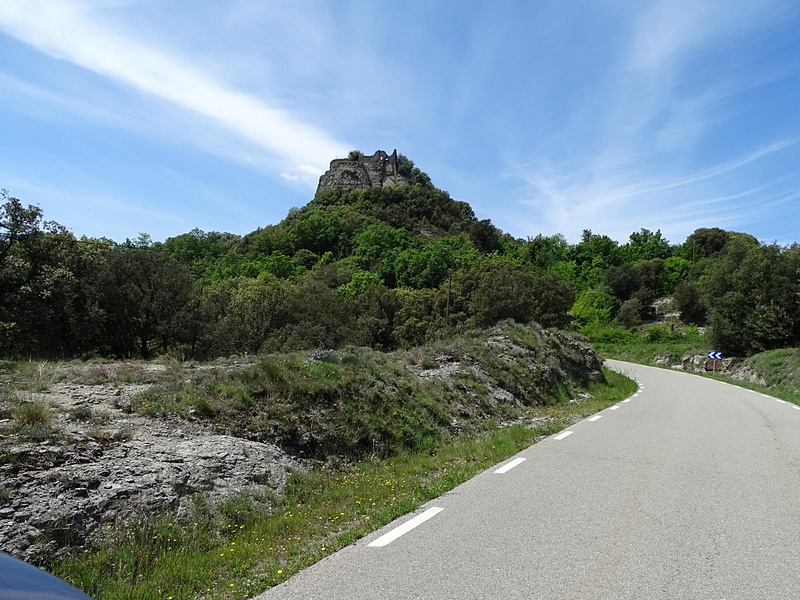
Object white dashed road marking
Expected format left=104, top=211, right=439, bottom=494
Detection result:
left=494, top=457, right=526, bottom=474
left=368, top=507, right=444, bottom=547
left=554, top=431, right=573, bottom=440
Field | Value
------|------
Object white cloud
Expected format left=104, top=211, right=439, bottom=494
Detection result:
left=626, top=0, right=779, bottom=74
left=0, top=0, right=349, bottom=184
left=510, top=137, right=799, bottom=243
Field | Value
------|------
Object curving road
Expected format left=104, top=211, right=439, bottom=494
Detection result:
left=254, top=360, right=800, bottom=599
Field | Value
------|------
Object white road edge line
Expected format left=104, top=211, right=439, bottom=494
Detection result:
left=588, top=415, right=602, bottom=422
left=554, top=431, right=573, bottom=440
left=494, top=457, right=527, bottom=474
left=793, top=406, right=800, bottom=411
left=368, top=507, right=444, bottom=547
left=609, top=405, right=620, bottom=411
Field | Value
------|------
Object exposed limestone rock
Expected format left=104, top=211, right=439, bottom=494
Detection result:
left=316, top=150, right=408, bottom=194
left=672, top=353, right=765, bottom=385
left=0, top=380, right=300, bottom=563
left=680, top=353, right=740, bottom=374
left=413, top=322, right=605, bottom=405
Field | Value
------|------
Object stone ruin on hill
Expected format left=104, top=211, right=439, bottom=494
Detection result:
left=316, top=149, right=408, bottom=194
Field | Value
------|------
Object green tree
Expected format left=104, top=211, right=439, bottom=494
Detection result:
left=347, top=149, right=365, bottom=160
left=603, top=263, right=638, bottom=302
left=466, top=260, right=574, bottom=328
left=98, top=238, right=195, bottom=358
left=210, top=276, right=293, bottom=355
left=569, top=230, right=620, bottom=286
left=239, top=225, right=292, bottom=258
left=529, top=271, right=576, bottom=329
left=620, top=228, right=671, bottom=262
left=702, top=239, right=799, bottom=355
left=659, top=256, right=692, bottom=295
left=0, top=190, right=46, bottom=261
left=0, top=193, right=108, bottom=357
left=276, top=273, right=354, bottom=351
left=572, top=286, right=615, bottom=329
left=395, top=235, right=479, bottom=289
left=163, top=228, right=239, bottom=279
left=392, top=288, right=441, bottom=347
left=351, top=222, right=412, bottom=286
left=673, top=280, right=706, bottom=324
left=289, top=211, right=350, bottom=256
left=618, top=298, right=644, bottom=329
left=520, top=234, right=569, bottom=269
left=338, top=269, right=383, bottom=299
left=348, top=284, right=400, bottom=349
left=466, top=219, right=503, bottom=254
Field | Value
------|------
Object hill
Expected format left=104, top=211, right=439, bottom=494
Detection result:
left=2, top=155, right=800, bottom=362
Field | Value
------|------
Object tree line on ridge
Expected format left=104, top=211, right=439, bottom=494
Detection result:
left=2, top=165, right=798, bottom=360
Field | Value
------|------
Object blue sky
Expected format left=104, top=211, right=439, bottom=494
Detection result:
left=1, top=1, right=799, bottom=246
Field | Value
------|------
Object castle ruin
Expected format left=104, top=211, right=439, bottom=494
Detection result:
left=316, top=149, right=408, bottom=194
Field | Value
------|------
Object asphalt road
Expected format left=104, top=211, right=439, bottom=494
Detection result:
left=254, top=360, right=800, bottom=599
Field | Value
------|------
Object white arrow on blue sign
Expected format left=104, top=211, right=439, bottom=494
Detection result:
left=708, top=351, right=723, bottom=360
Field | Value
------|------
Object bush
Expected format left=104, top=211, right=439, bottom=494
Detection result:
left=618, top=298, right=643, bottom=328
left=12, top=401, right=53, bottom=426
left=582, top=327, right=635, bottom=344
left=645, top=324, right=681, bottom=343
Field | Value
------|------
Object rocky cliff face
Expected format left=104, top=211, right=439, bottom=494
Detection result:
left=316, top=150, right=408, bottom=194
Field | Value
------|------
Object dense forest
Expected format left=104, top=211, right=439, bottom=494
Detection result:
left=2, top=156, right=799, bottom=360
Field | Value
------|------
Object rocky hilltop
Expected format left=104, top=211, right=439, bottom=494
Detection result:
left=316, top=149, right=408, bottom=194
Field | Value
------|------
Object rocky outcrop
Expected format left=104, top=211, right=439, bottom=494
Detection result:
left=681, top=353, right=738, bottom=373
left=316, top=150, right=408, bottom=194
left=414, top=322, right=605, bottom=406
left=677, top=353, right=766, bottom=385
left=0, top=380, right=300, bottom=563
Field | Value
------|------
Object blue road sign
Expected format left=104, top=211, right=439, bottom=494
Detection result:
left=707, top=351, right=723, bottom=360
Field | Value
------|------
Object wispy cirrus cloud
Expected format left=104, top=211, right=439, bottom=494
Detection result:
left=510, top=138, right=799, bottom=243
left=499, top=0, right=800, bottom=244
left=0, top=0, right=350, bottom=186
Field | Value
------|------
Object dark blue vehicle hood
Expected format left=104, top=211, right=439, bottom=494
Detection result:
left=0, top=552, right=93, bottom=599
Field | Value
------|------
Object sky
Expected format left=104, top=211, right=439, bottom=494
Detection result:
left=1, top=0, right=799, bottom=246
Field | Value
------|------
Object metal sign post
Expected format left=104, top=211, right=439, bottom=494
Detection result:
left=707, top=351, right=723, bottom=373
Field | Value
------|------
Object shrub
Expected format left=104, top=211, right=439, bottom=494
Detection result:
left=11, top=402, right=60, bottom=441
left=618, top=298, right=643, bottom=328
left=69, top=406, right=94, bottom=421
left=582, top=327, right=635, bottom=344
left=12, top=401, right=53, bottom=426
